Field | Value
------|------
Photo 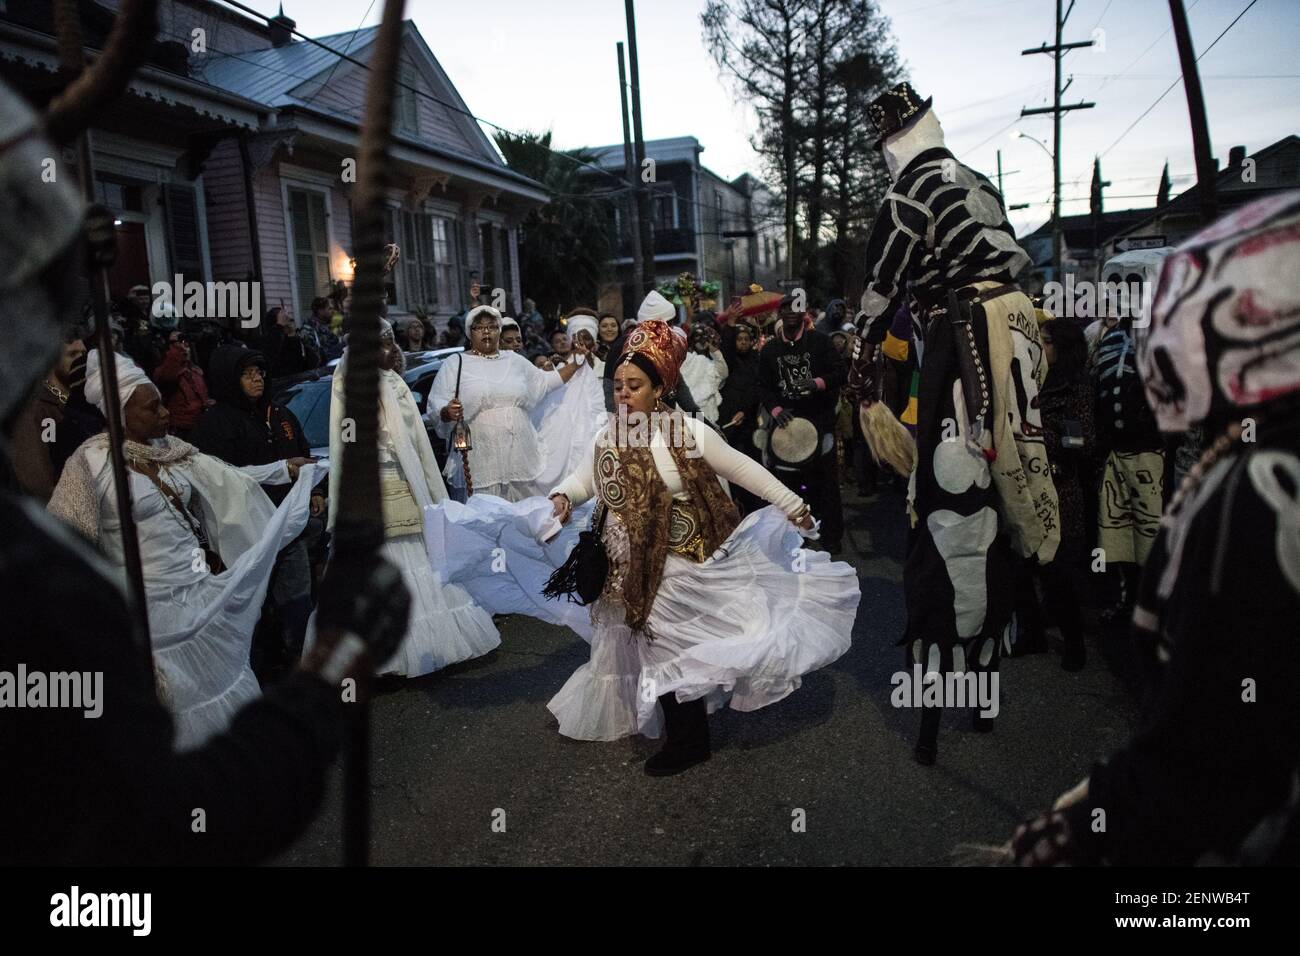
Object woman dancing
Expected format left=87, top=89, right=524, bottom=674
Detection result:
left=48, top=351, right=319, bottom=749
left=546, top=320, right=860, bottom=775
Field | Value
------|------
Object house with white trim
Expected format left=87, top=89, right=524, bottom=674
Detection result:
left=0, top=0, right=547, bottom=329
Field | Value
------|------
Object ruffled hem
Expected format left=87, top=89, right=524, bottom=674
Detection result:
left=169, top=667, right=261, bottom=752
left=546, top=666, right=662, bottom=741
left=375, top=534, right=500, bottom=677
left=556, top=506, right=859, bottom=740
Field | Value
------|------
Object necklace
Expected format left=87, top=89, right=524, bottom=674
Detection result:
left=470, top=349, right=502, bottom=360
left=44, top=379, right=69, bottom=405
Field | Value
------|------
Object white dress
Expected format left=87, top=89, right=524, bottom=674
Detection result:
left=427, top=417, right=860, bottom=740
left=77, top=444, right=318, bottom=751
left=679, top=349, right=729, bottom=423
left=547, top=416, right=859, bottom=740
left=318, top=364, right=500, bottom=678
left=428, top=351, right=564, bottom=501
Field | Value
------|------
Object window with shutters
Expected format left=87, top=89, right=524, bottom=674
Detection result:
left=396, top=64, right=419, bottom=135
left=165, top=183, right=205, bottom=283
left=479, top=222, right=496, bottom=291
left=397, top=209, right=457, bottom=312
left=288, top=187, right=331, bottom=318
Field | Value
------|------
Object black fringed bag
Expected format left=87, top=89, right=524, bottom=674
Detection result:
left=542, top=503, right=609, bottom=606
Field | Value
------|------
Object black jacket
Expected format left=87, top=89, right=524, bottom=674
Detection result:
left=719, top=348, right=763, bottom=428
left=758, top=326, right=845, bottom=436
left=0, top=491, right=341, bottom=865
left=191, top=345, right=311, bottom=505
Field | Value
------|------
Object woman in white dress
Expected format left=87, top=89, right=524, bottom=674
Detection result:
left=48, top=351, right=320, bottom=751
left=324, top=320, right=499, bottom=677
left=428, top=305, right=592, bottom=501
left=546, top=320, right=860, bottom=775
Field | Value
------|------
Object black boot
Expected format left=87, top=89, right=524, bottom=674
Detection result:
left=1061, top=625, right=1087, bottom=671
left=645, top=694, right=711, bottom=777
left=914, top=705, right=940, bottom=766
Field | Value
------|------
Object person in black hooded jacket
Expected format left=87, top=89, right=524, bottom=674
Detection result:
left=192, top=345, right=322, bottom=669
left=192, top=346, right=316, bottom=505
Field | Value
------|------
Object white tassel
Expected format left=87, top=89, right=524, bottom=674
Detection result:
left=860, top=401, right=917, bottom=477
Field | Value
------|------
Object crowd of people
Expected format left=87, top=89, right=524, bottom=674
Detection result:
left=3, top=72, right=1297, bottom=868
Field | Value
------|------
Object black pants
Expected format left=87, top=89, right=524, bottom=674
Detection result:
left=774, top=449, right=844, bottom=548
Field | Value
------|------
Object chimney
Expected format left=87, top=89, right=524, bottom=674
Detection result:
left=1228, top=145, right=1247, bottom=171
left=269, top=4, right=295, bottom=48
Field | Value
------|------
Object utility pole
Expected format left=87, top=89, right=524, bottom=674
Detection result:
left=1168, top=0, right=1218, bottom=225
left=616, top=42, right=644, bottom=303
left=624, top=0, right=656, bottom=295
left=996, top=149, right=1003, bottom=197
left=1021, top=0, right=1095, bottom=279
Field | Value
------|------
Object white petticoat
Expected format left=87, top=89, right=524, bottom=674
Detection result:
left=303, top=525, right=500, bottom=678
left=548, top=505, right=859, bottom=740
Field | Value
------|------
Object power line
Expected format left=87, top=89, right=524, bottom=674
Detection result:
left=1095, top=0, right=1260, bottom=162
left=212, top=0, right=632, bottom=190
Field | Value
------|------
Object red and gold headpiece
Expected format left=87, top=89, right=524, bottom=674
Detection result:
left=618, top=319, right=688, bottom=392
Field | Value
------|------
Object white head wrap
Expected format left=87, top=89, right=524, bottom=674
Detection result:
left=499, top=316, right=520, bottom=333
left=565, top=314, right=598, bottom=341
left=466, top=305, right=503, bottom=328
left=85, top=349, right=156, bottom=418
left=637, top=290, right=677, bottom=324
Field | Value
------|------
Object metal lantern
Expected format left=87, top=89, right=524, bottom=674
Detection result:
left=452, top=419, right=472, bottom=453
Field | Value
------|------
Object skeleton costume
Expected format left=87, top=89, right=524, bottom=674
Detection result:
left=47, top=352, right=320, bottom=750
left=548, top=321, right=859, bottom=774
left=849, top=83, right=1059, bottom=763
left=1011, top=191, right=1300, bottom=865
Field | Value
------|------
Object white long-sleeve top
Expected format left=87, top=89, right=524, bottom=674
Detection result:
left=551, top=414, right=805, bottom=518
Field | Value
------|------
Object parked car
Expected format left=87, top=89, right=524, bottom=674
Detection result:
left=278, top=346, right=464, bottom=469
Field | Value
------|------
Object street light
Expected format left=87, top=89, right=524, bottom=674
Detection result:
left=1011, top=129, right=1061, bottom=281
left=1011, top=129, right=1054, bottom=162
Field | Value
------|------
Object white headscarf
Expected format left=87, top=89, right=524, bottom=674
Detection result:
left=637, top=290, right=676, bottom=324
left=565, top=314, right=598, bottom=341
left=500, top=317, right=521, bottom=334
left=85, top=349, right=156, bottom=418
left=466, top=305, right=502, bottom=328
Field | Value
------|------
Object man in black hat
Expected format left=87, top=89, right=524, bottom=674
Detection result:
left=759, top=295, right=846, bottom=552
left=847, top=82, right=1059, bottom=765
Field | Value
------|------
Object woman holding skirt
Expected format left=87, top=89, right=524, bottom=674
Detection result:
left=48, top=351, right=320, bottom=750
left=546, top=320, right=859, bottom=775
left=321, top=320, right=499, bottom=677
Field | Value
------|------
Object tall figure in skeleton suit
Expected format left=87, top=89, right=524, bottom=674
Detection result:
left=847, top=83, right=1061, bottom=765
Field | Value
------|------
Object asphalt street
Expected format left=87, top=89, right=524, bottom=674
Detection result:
left=277, top=484, right=1139, bottom=866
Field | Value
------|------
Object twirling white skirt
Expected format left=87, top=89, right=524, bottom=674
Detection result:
left=556, top=506, right=859, bottom=741
left=150, top=464, right=320, bottom=752
left=304, top=523, right=501, bottom=679
left=375, top=533, right=501, bottom=677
